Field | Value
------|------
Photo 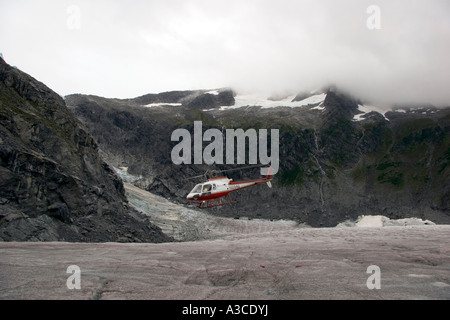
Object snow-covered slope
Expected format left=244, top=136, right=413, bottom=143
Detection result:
left=208, top=92, right=326, bottom=111
left=353, top=104, right=390, bottom=121
left=144, top=102, right=182, bottom=108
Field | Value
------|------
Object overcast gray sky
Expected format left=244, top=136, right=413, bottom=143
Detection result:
left=1, top=0, right=449, bottom=106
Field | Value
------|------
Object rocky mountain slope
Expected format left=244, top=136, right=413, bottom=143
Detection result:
left=66, top=86, right=450, bottom=227
left=0, top=57, right=171, bottom=242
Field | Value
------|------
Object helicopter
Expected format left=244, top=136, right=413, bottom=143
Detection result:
left=186, top=165, right=272, bottom=208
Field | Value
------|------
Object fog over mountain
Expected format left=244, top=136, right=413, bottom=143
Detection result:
left=1, top=0, right=450, bottom=107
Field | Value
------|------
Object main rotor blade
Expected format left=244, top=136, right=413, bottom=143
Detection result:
left=209, top=164, right=265, bottom=175
left=184, top=164, right=266, bottom=180
left=183, top=173, right=208, bottom=181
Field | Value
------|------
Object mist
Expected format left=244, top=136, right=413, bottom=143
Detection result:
left=1, top=0, right=449, bottom=107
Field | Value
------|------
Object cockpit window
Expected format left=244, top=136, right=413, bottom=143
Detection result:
left=202, top=184, right=212, bottom=192
left=191, top=184, right=202, bottom=194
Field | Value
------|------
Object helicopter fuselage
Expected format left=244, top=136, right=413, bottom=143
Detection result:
left=186, top=175, right=272, bottom=203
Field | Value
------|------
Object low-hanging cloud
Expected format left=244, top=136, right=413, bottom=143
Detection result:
left=1, top=0, right=449, bottom=107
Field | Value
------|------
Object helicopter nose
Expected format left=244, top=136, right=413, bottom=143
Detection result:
left=186, top=193, right=194, bottom=200
left=187, top=193, right=198, bottom=201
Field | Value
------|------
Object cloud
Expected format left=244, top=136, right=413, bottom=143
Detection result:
left=1, top=0, right=449, bottom=106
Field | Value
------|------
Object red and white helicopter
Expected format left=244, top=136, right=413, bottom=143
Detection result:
left=186, top=166, right=272, bottom=208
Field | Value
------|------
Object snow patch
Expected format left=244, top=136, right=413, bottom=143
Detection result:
left=143, top=102, right=182, bottom=108
left=356, top=215, right=384, bottom=227
left=205, top=90, right=220, bottom=95
left=295, top=93, right=327, bottom=108
left=353, top=104, right=389, bottom=121
left=207, top=93, right=326, bottom=111
left=311, top=104, right=325, bottom=111
left=113, top=166, right=143, bottom=184
left=337, top=215, right=435, bottom=228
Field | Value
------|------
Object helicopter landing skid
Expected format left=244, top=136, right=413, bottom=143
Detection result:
left=197, top=195, right=236, bottom=209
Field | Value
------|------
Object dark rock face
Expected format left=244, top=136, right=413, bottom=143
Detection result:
left=66, top=86, right=450, bottom=228
left=0, top=58, right=171, bottom=242
left=186, top=90, right=235, bottom=109
left=128, top=88, right=235, bottom=109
